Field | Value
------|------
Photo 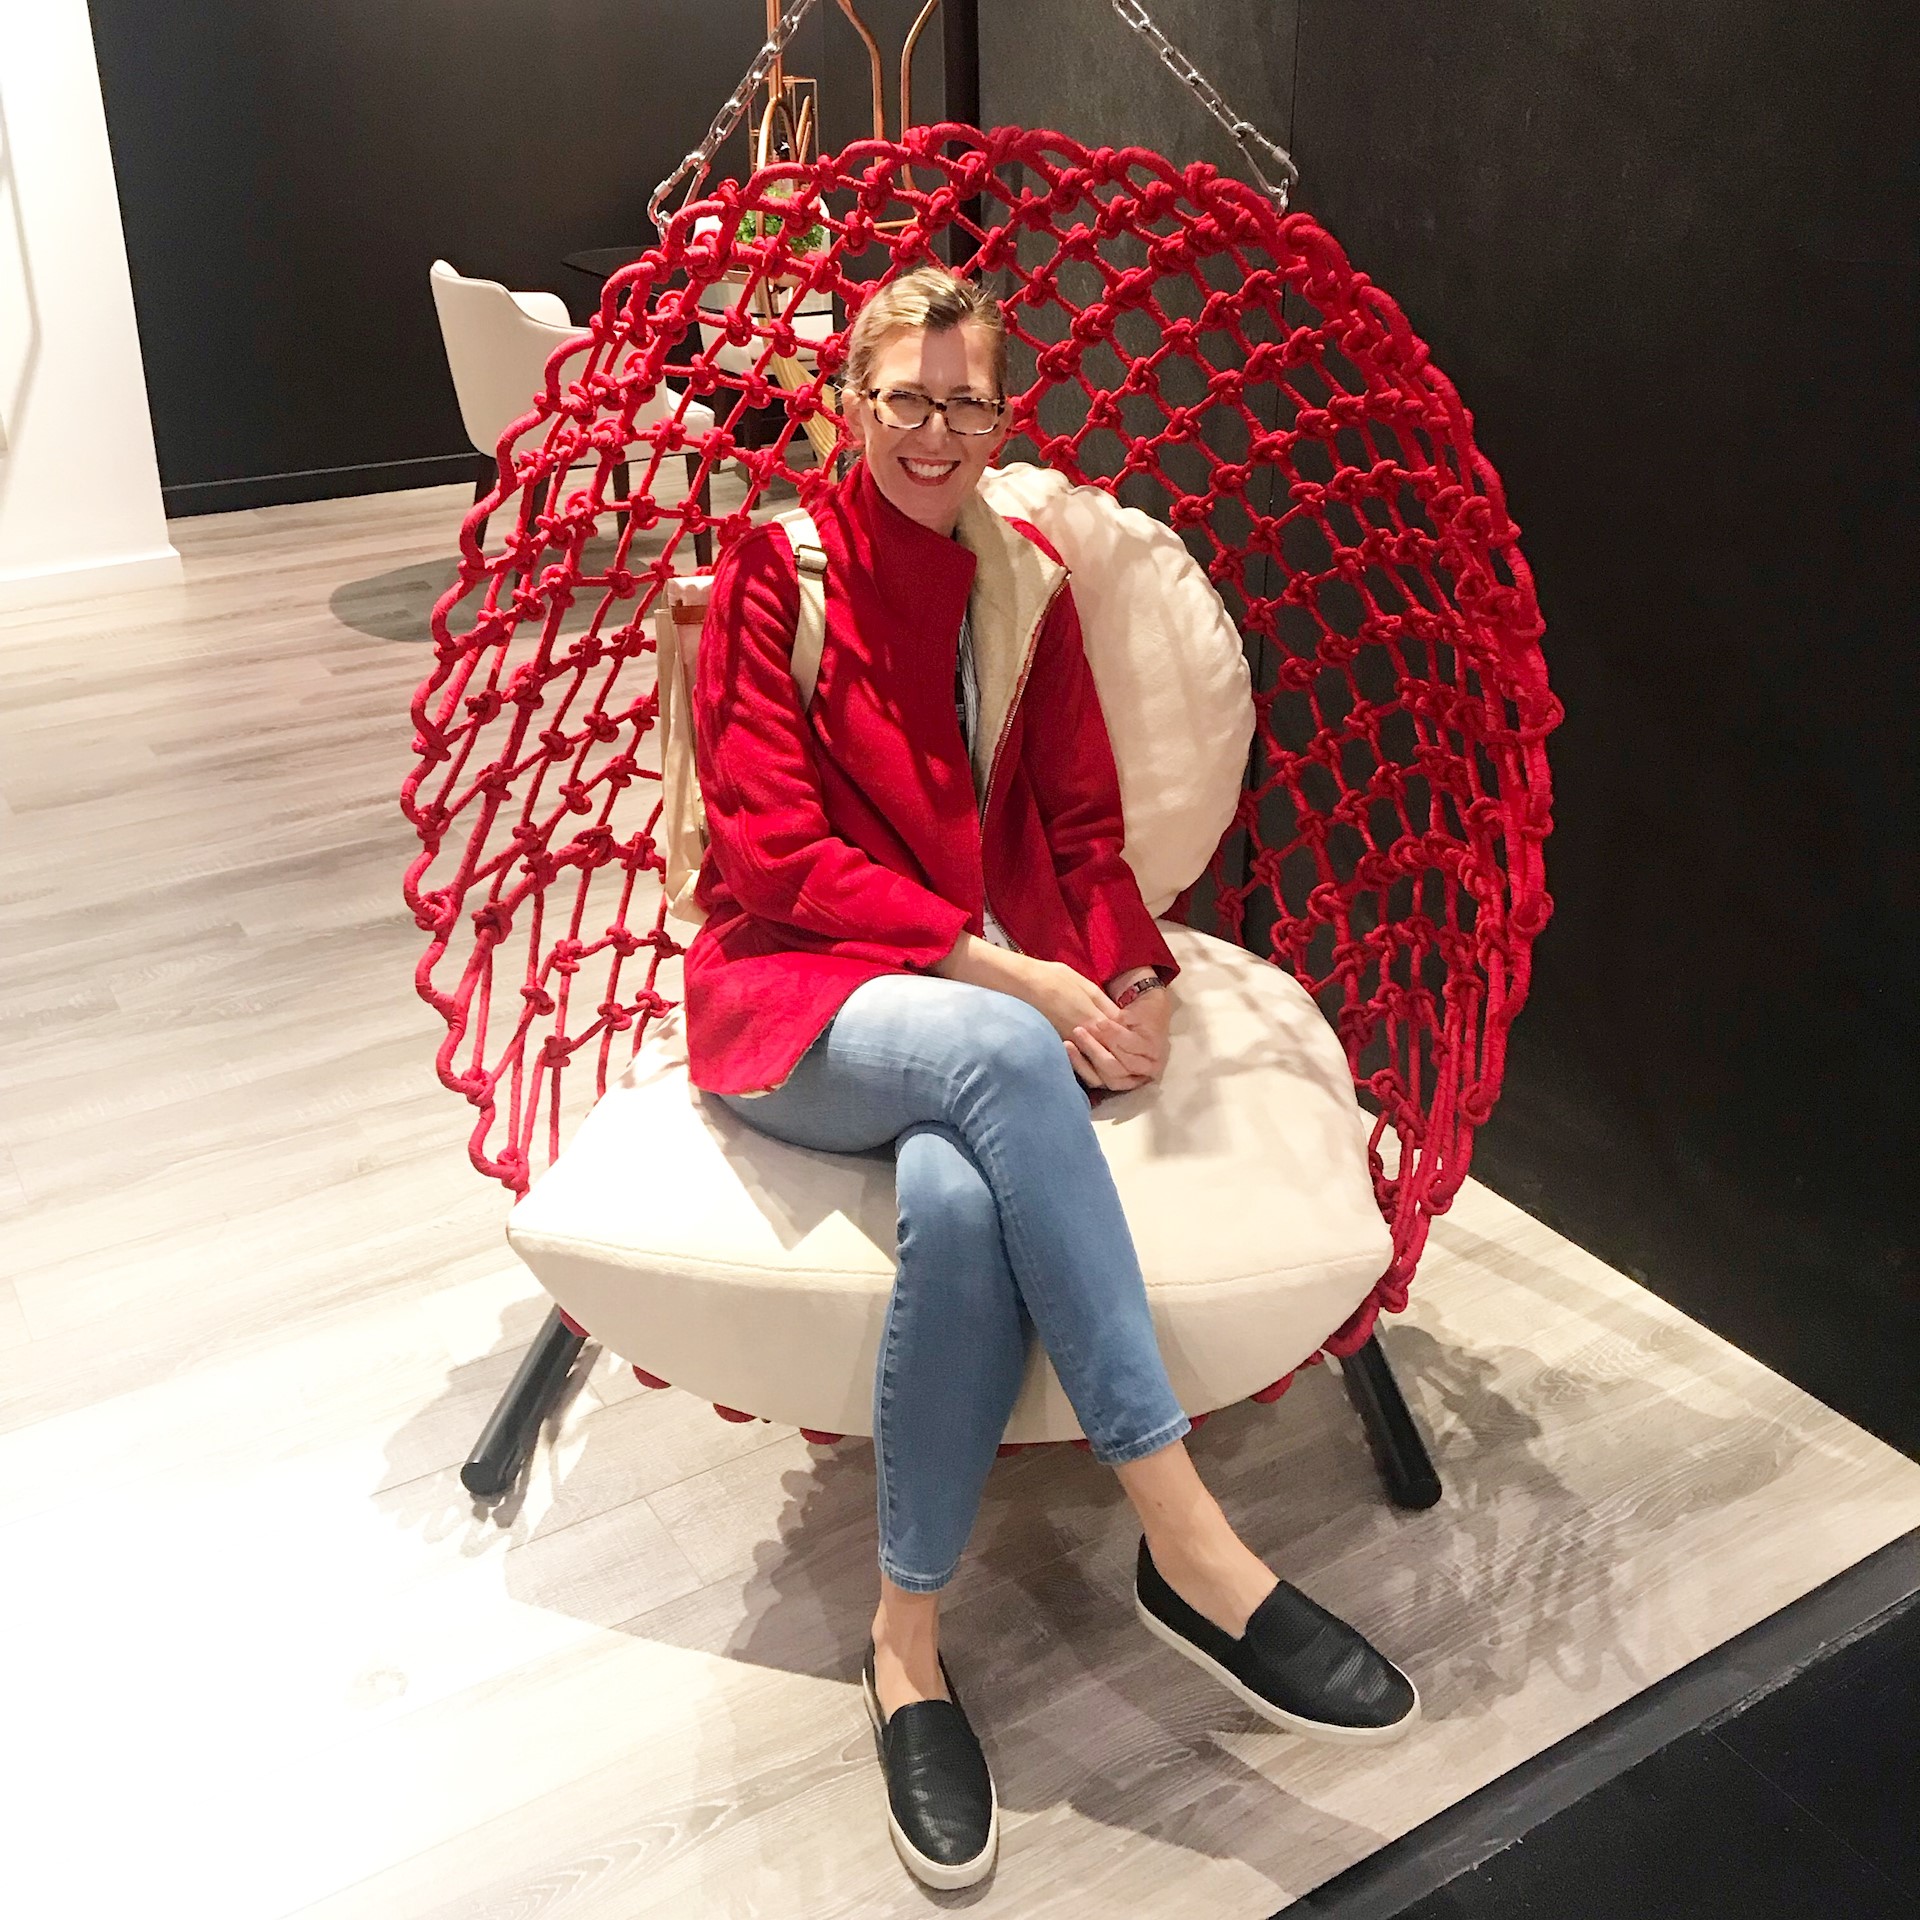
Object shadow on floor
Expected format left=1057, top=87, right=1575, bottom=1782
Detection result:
left=368, top=1204, right=1836, bottom=1900
left=326, top=535, right=631, bottom=644
left=328, top=556, right=471, bottom=643
left=326, top=465, right=784, bottom=643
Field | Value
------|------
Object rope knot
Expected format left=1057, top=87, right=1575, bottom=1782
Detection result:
left=572, top=825, right=617, bottom=869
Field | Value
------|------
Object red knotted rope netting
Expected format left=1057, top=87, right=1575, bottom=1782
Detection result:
left=402, top=122, right=1559, bottom=1390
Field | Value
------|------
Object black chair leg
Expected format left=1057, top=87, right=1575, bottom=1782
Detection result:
left=470, top=453, right=492, bottom=548
left=461, top=1304, right=588, bottom=1499
left=687, top=452, right=714, bottom=568
left=1340, top=1332, right=1442, bottom=1510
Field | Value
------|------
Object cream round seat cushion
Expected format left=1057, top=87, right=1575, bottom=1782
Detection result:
left=507, top=924, right=1393, bottom=1442
left=976, top=461, right=1254, bottom=916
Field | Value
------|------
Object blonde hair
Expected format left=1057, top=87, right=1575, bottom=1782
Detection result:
left=841, top=264, right=1009, bottom=399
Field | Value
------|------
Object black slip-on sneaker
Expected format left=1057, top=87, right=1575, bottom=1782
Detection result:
left=1135, top=1537, right=1419, bottom=1743
left=861, top=1645, right=999, bottom=1889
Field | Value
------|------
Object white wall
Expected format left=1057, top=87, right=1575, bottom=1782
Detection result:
left=0, top=0, right=179, bottom=613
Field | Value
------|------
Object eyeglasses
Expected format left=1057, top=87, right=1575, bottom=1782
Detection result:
left=862, top=388, right=1006, bottom=436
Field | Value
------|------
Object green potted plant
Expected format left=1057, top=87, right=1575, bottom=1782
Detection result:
left=738, top=180, right=827, bottom=259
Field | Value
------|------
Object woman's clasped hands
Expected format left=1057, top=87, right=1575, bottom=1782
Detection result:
left=934, top=937, right=1171, bottom=1094
left=1024, top=958, right=1171, bottom=1094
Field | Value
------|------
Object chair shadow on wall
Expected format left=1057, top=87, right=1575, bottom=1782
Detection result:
left=370, top=1216, right=1822, bottom=1882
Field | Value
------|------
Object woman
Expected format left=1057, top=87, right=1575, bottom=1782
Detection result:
left=687, top=265, right=1416, bottom=1890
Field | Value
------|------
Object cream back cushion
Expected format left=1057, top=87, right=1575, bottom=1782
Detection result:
left=976, top=461, right=1255, bottom=916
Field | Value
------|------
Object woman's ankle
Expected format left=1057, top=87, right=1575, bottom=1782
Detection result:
left=871, top=1603, right=949, bottom=1710
left=1147, top=1530, right=1277, bottom=1638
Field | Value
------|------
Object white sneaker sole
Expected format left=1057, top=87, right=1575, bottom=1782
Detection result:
left=1134, top=1593, right=1421, bottom=1745
left=861, top=1666, right=1000, bottom=1890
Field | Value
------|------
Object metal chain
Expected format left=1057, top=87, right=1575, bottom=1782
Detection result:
left=1107, top=0, right=1299, bottom=208
left=649, top=0, right=1299, bottom=232
left=648, top=0, right=826, bottom=231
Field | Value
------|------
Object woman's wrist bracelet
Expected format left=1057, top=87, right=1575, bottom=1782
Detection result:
left=1114, top=974, right=1167, bottom=1010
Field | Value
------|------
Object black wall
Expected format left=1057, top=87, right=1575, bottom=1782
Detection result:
left=92, top=1, right=968, bottom=514
left=981, top=0, right=1296, bottom=182
left=90, top=1, right=832, bottom=512
left=990, top=0, right=1918, bottom=1452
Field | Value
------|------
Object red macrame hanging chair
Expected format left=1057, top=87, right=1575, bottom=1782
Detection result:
left=402, top=38, right=1559, bottom=1491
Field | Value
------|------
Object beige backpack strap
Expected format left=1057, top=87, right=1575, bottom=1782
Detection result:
left=776, top=508, right=828, bottom=710
left=655, top=574, right=715, bottom=924
left=655, top=515, right=823, bottom=928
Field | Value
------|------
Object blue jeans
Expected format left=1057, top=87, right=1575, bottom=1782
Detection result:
left=717, top=974, right=1190, bottom=1592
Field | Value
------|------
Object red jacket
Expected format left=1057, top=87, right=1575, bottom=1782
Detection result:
left=684, top=460, right=1178, bottom=1095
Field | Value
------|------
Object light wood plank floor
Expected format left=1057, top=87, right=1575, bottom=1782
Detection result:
left=4, top=484, right=1917, bottom=1920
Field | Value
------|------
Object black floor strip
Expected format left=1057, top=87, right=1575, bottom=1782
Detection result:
left=1286, top=1529, right=1920, bottom=1919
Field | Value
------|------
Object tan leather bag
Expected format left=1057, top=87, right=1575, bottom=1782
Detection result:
left=655, top=508, right=829, bottom=926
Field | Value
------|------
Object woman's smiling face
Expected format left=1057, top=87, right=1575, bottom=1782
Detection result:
left=844, top=320, right=1010, bottom=537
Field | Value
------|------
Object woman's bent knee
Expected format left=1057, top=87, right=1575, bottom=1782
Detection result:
left=966, top=995, right=1075, bottom=1096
